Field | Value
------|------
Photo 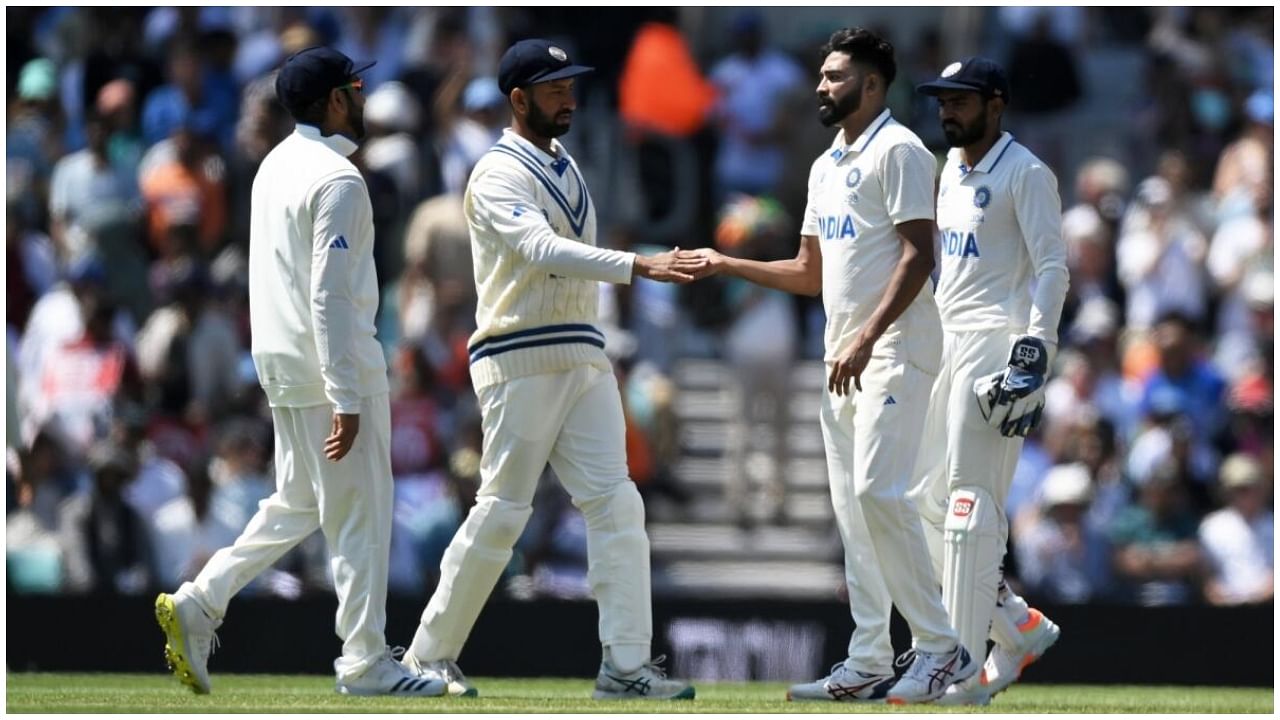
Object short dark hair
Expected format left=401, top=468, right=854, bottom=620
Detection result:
left=821, top=27, right=896, bottom=87
left=290, top=92, right=329, bottom=126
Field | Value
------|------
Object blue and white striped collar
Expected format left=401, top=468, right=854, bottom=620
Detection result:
left=954, top=132, right=1016, bottom=176
left=971, top=132, right=1015, bottom=174
left=499, top=128, right=571, bottom=174
left=827, top=108, right=894, bottom=161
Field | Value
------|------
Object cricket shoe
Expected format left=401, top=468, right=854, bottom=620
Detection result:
left=155, top=592, right=221, bottom=694
left=885, top=644, right=978, bottom=704
left=786, top=661, right=895, bottom=702
left=593, top=655, right=695, bottom=700
left=402, top=655, right=479, bottom=697
left=336, top=648, right=447, bottom=696
left=981, top=608, right=1061, bottom=698
left=934, top=673, right=992, bottom=706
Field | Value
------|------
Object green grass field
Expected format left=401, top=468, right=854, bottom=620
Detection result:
left=5, top=674, right=1272, bottom=713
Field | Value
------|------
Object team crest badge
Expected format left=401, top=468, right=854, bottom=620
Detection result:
left=549, top=46, right=568, bottom=61
left=941, top=61, right=962, bottom=78
left=845, top=167, right=863, bottom=188
left=973, top=186, right=992, bottom=209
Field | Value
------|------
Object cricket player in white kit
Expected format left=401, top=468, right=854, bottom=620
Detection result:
left=684, top=28, right=976, bottom=704
left=912, top=57, right=1068, bottom=705
left=155, top=47, right=443, bottom=697
left=398, top=39, right=697, bottom=701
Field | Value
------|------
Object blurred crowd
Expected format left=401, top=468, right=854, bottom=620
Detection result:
left=5, top=7, right=1272, bottom=608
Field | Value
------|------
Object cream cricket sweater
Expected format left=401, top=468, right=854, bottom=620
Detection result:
left=464, top=129, right=636, bottom=389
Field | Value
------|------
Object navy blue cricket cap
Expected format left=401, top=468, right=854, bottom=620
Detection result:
left=498, top=39, right=594, bottom=95
left=275, top=46, right=376, bottom=114
left=916, top=56, right=1011, bottom=102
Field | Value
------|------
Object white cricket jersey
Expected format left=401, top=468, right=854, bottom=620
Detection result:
left=464, top=129, right=636, bottom=389
left=248, top=124, right=388, bottom=414
left=935, top=132, right=1069, bottom=344
left=800, top=109, right=939, bottom=361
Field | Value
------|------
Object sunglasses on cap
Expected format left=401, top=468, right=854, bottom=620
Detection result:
left=337, top=78, right=364, bottom=93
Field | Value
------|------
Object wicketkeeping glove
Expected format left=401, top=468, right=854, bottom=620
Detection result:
left=973, top=335, right=1050, bottom=438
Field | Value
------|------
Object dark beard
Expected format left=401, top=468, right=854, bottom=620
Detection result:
left=528, top=101, right=571, bottom=139
left=346, top=93, right=366, bottom=140
left=943, top=111, right=987, bottom=147
left=818, top=79, right=864, bottom=127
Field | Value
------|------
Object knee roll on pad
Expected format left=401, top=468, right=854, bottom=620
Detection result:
left=470, top=496, right=533, bottom=550
left=943, top=486, right=1003, bottom=658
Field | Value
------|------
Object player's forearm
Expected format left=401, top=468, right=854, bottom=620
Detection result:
left=858, top=244, right=933, bottom=343
left=310, top=290, right=363, bottom=414
left=1028, top=264, right=1070, bottom=346
left=510, top=223, right=635, bottom=284
left=721, top=256, right=821, bottom=296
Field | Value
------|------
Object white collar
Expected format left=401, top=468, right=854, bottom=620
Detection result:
left=953, top=132, right=1016, bottom=176
left=295, top=123, right=359, bottom=158
left=827, top=108, right=894, bottom=161
left=501, top=128, right=567, bottom=168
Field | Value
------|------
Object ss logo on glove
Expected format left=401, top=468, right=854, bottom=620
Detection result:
left=973, top=336, right=1050, bottom=438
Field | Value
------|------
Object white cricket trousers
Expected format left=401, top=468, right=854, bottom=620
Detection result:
left=910, top=327, right=1030, bottom=654
left=179, top=393, right=394, bottom=682
left=913, top=328, right=1025, bottom=546
left=409, top=364, right=652, bottom=671
left=820, top=302, right=958, bottom=674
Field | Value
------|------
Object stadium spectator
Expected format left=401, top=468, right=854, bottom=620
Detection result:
left=1199, top=454, right=1274, bottom=605
left=141, top=40, right=237, bottom=149
left=6, top=190, right=59, bottom=335
left=389, top=345, right=447, bottom=478
left=434, top=75, right=507, bottom=197
left=1116, top=178, right=1210, bottom=330
left=1139, top=311, right=1229, bottom=447
left=1014, top=463, right=1113, bottom=604
left=47, top=112, right=141, bottom=264
left=28, top=292, right=142, bottom=458
left=115, top=403, right=188, bottom=521
left=708, top=10, right=806, bottom=201
left=7, top=58, right=64, bottom=212
left=1211, top=90, right=1272, bottom=219
left=58, top=441, right=154, bottom=594
left=362, top=80, right=424, bottom=209
left=398, top=192, right=477, bottom=384
left=150, top=419, right=277, bottom=592
left=6, top=429, right=81, bottom=594
left=1109, top=461, right=1205, bottom=606
left=97, top=79, right=146, bottom=183
left=134, top=257, right=242, bottom=427
left=139, top=111, right=228, bottom=258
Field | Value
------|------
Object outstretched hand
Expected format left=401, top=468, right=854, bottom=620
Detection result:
left=633, top=246, right=710, bottom=284
left=673, top=247, right=725, bottom=280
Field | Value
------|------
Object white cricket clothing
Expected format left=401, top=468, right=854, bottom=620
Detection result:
left=410, top=366, right=652, bottom=661
left=411, top=128, right=654, bottom=669
left=181, top=393, right=395, bottom=681
left=187, top=125, right=397, bottom=683
left=800, top=109, right=941, bottom=363
left=913, top=329, right=1027, bottom=534
left=248, top=124, right=387, bottom=414
left=804, top=110, right=956, bottom=668
left=914, top=133, right=1070, bottom=667
left=464, top=129, right=636, bottom=390
left=934, top=132, right=1069, bottom=345
left=821, top=339, right=955, bottom=669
